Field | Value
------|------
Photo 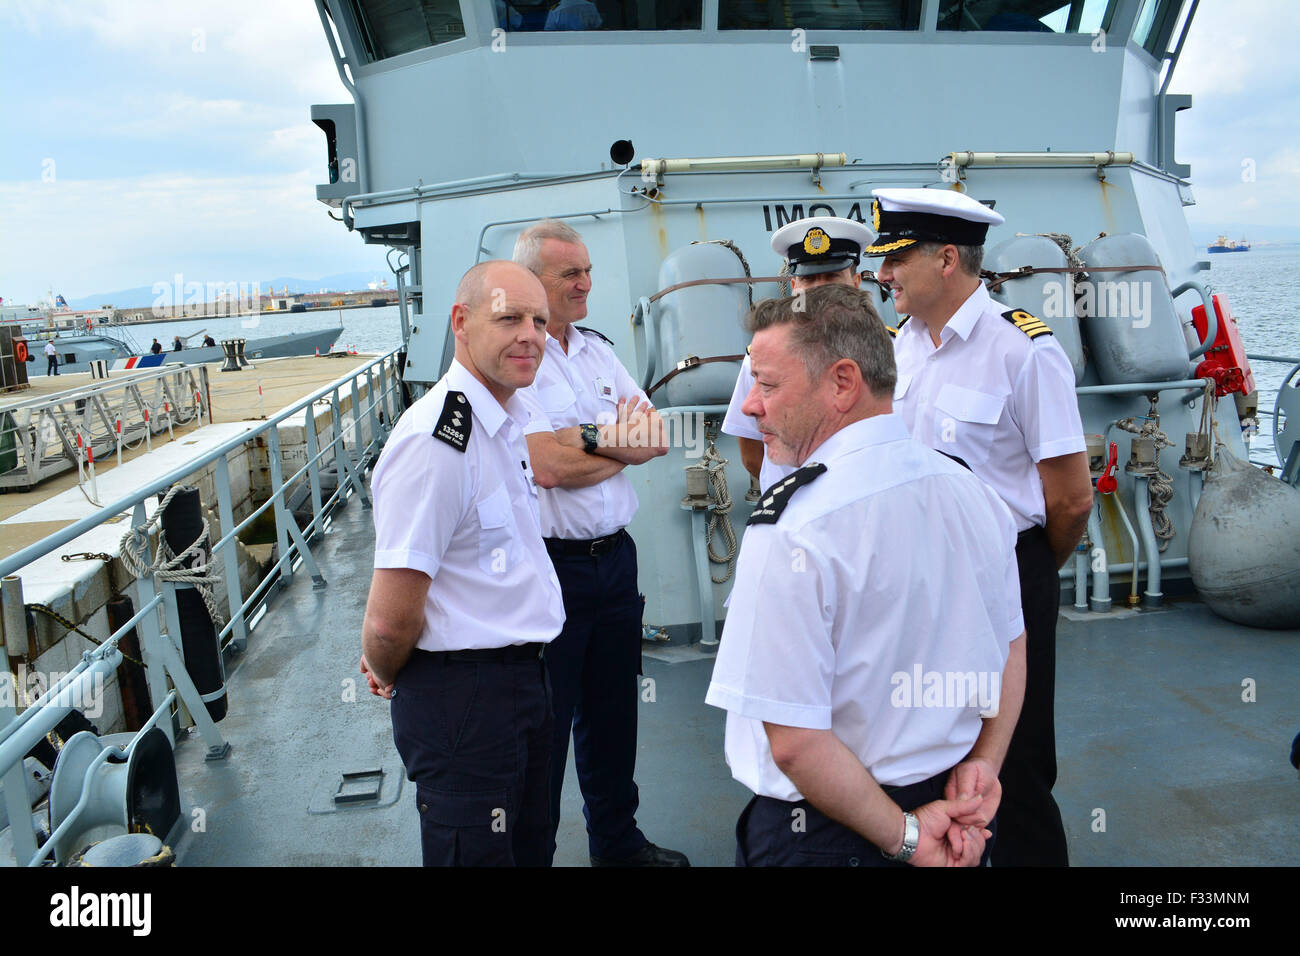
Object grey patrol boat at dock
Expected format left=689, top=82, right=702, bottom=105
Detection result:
left=1, top=0, right=1297, bottom=871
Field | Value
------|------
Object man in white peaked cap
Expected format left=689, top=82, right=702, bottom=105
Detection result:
left=867, top=187, right=1093, bottom=867
left=722, top=216, right=873, bottom=492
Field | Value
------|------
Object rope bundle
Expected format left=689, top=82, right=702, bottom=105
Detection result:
left=118, top=485, right=226, bottom=630
left=700, top=439, right=738, bottom=584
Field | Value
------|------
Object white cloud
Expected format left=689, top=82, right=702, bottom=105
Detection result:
left=0, top=172, right=382, bottom=302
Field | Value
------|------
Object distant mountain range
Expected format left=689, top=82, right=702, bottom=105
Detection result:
left=61, top=272, right=392, bottom=310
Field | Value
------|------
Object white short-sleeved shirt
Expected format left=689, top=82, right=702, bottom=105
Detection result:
left=516, top=324, right=648, bottom=539
left=892, top=282, right=1086, bottom=531
left=720, top=354, right=796, bottom=492
left=705, top=413, right=1024, bottom=800
left=370, top=359, right=564, bottom=651
left=44, top=341, right=57, bottom=356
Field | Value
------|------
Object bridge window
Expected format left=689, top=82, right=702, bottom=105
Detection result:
left=495, top=1, right=703, bottom=31
left=1132, top=0, right=1188, bottom=58
left=347, top=0, right=465, bottom=61
left=718, top=1, right=922, bottom=30
left=936, top=0, right=1114, bottom=33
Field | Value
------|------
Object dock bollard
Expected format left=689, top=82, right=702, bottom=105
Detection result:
left=235, top=339, right=249, bottom=368
left=219, top=339, right=241, bottom=372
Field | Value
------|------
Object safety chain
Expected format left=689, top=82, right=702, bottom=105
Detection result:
left=700, top=434, right=738, bottom=584
left=23, top=602, right=146, bottom=669
left=118, top=485, right=227, bottom=630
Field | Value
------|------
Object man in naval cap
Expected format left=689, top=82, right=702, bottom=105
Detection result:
left=722, top=216, right=873, bottom=492
left=867, top=187, right=1093, bottom=867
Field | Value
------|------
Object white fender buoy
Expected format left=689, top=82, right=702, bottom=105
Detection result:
left=1188, top=446, right=1300, bottom=628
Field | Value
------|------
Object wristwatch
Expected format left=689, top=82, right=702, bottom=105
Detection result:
left=579, top=423, right=599, bottom=454
left=881, top=811, right=919, bottom=863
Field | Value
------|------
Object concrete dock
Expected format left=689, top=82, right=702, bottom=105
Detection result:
left=1, top=353, right=377, bottom=560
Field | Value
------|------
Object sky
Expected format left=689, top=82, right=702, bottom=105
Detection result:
left=0, top=0, right=1296, bottom=305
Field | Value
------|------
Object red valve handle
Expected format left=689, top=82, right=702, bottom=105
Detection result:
left=1096, top=441, right=1119, bottom=494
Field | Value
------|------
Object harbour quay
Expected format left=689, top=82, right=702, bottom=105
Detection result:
left=0, top=352, right=394, bottom=769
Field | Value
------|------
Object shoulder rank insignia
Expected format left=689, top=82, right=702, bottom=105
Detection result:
left=938, top=450, right=971, bottom=471
left=747, top=463, right=828, bottom=526
left=433, top=390, right=472, bottom=452
left=575, top=325, right=614, bottom=346
left=745, top=344, right=751, bottom=356
left=885, top=315, right=909, bottom=338
left=1002, top=309, right=1053, bottom=340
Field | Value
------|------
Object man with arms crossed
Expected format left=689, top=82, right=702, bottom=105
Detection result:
left=514, top=220, right=688, bottom=867
left=707, top=285, right=1026, bottom=866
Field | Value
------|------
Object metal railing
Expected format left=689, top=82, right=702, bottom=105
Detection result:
left=0, top=364, right=208, bottom=492
left=0, top=347, right=403, bottom=865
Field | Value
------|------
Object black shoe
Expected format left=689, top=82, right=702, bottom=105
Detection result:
left=590, top=842, right=690, bottom=867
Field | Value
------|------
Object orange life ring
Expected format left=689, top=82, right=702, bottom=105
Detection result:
left=14, top=341, right=28, bottom=362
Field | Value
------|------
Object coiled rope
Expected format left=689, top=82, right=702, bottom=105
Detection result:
left=700, top=438, right=738, bottom=584
left=1115, top=408, right=1177, bottom=551
left=118, top=486, right=226, bottom=630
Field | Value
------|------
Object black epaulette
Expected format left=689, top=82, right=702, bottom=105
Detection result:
left=433, top=390, right=472, bottom=451
left=745, top=344, right=751, bottom=356
left=1002, top=309, right=1053, bottom=340
left=747, top=464, right=828, bottom=526
left=886, top=315, right=909, bottom=338
left=938, top=451, right=971, bottom=471
left=575, top=325, right=614, bottom=347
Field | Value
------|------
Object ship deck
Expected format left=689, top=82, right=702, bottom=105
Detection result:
left=171, top=475, right=1300, bottom=867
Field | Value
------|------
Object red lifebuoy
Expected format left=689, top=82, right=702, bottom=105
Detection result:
left=14, top=341, right=28, bottom=363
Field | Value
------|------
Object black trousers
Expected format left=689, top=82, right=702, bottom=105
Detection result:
left=47, top=356, right=58, bottom=375
left=990, top=524, right=1069, bottom=866
left=544, top=530, right=647, bottom=862
left=735, top=770, right=993, bottom=866
left=390, top=650, right=553, bottom=867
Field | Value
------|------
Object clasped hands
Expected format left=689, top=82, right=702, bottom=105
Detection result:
left=904, top=757, right=1001, bottom=867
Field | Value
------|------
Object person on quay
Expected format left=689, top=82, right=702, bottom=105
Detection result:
left=44, top=339, right=59, bottom=376
left=707, top=284, right=1027, bottom=866
left=514, top=219, right=689, bottom=867
left=721, top=216, right=872, bottom=491
left=359, top=259, right=565, bottom=866
left=866, top=187, right=1093, bottom=866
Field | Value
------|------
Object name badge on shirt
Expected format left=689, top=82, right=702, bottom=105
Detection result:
left=594, top=377, right=615, bottom=401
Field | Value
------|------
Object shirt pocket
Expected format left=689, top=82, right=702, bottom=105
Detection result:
left=539, top=382, right=577, bottom=417
left=592, top=375, right=620, bottom=424
left=476, top=485, right=523, bottom=575
left=933, top=383, right=1007, bottom=467
left=893, top=372, right=912, bottom=402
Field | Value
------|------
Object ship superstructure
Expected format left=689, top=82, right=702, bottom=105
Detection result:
left=308, top=0, right=1277, bottom=639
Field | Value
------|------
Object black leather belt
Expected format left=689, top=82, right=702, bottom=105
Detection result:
left=544, top=528, right=627, bottom=557
left=416, top=644, right=545, bottom=663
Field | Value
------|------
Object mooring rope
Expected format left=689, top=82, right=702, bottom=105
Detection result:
left=118, top=485, right=226, bottom=630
